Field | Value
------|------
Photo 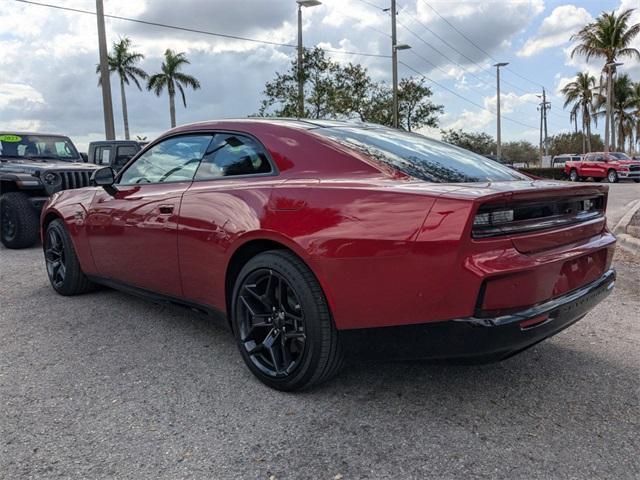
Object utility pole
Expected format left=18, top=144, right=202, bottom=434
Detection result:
left=542, top=87, right=549, bottom=157
left=537, top=88, right=551, bottom=161
left=391, top=0, right=399, bottom=129
left=296, top=1, right=321, bottom=119
left=386, top=1, right=410, bottom=129
left=538, top=102, right=543, bottom=164
left=96, top=0, right=115, bottom=140
left=494, top=62, right=508, bottom=160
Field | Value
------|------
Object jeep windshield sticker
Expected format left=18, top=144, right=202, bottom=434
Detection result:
left=0, top=135, right=22, bottom=142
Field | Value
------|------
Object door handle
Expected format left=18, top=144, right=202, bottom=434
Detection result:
left=158, top=204, right=174, bottom=215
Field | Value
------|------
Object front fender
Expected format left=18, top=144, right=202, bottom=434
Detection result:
left=41, top=189, right=99, bottom=276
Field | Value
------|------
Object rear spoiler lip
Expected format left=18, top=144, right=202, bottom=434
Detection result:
left=466, top=183, right=608, bottom=207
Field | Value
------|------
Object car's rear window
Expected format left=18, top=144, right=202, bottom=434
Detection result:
left=314, top=126, right=527, bottom=183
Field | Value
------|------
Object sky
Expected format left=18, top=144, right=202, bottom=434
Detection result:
left=1, top=0, right=639, bottom=151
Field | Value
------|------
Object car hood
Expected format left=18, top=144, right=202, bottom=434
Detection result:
left=0, top=158, right=98, bottom=175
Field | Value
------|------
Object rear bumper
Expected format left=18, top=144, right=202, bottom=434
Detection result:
left=341, top=269, right=615, bottom=362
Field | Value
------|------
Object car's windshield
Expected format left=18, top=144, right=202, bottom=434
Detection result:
left=0, top=134, right=79, bottom=161
left=314, top=126, right=528, bottom=183
left=610, top=152, right=631, bottom=160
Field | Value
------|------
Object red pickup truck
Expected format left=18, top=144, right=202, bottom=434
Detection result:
left=565, top=152, right=640, bottom=183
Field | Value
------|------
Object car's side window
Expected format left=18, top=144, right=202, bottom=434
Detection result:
left=194, top=133, right=272, bottom=181
left=118, top=135, right=213, bottom=185
left=595, top=155, right=605, bottom=162
left=97, top=146, right=112, bottom=165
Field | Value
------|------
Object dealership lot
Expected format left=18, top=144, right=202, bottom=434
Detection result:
left=1, top=185, right=639, bottom=479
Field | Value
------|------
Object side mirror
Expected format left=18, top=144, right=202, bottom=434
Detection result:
left=80, top=152, right=88, bottom=162
left=91, top=167, right=115, bottom=187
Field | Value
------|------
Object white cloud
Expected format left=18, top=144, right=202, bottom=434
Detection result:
left=443, top=91, right=539, bottom=131
left=518, top=5, right=593, bottom=57
left=0, top=83, right=45, bottom=109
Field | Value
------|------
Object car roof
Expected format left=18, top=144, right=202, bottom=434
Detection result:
left=89, top=140, right=141, bottom=145
left=174, top=117, right=378, bottom=132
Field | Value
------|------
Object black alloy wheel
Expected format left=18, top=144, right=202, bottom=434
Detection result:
left=231, top=250, right=343, bottom=391
left=44, top=226, right=66, bottom=289
left=237, top=268, right=307, bottom=378
left=43, top=219, right=95, bottom=295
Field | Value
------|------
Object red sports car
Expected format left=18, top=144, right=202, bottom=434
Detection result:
left=41, top=119, right=616, bottom=390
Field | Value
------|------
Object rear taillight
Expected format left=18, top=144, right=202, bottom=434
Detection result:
left=472, top=195, right=604, bottom=238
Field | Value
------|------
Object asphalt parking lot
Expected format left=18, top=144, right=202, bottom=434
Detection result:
left=1, top=185, right=639, bottom=479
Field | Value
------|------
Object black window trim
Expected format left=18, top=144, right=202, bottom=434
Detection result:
left=114, top=130, right=279, bottom=186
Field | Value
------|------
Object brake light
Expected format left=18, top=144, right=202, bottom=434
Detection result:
left=472, top=196, right=604, bottom=238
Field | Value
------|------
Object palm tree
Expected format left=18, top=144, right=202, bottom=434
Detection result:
left=571, top=9, right=640, bottom=150
left=612, top=73, right=635, bottom=151
left=562, top=72, right=597, bottom=153
left=147, top=49, right=201, bottom=128
left=627, top=82, right=640, bottom=153
left=97, top=37, right=147, bottom=140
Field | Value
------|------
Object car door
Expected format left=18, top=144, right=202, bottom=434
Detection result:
left=579, top=153, right=594, bottom=177
left=591, top=154, right=607, bottom=178
left=177, top=132, right=278, bottom=308
left=86, top=133, right=213, bottom=297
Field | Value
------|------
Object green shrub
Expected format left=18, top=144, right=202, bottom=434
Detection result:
left=519, top=167, right=567, bottom=180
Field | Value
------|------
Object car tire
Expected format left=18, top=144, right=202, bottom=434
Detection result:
left=569, top=169, right=580, bottom=182
left=607, top=169, right=618, bottom=183
left=231, top=250, right=343, bottom=391
left=633, top=179, right=640, bottom=183
left=0, top=192, right=40, bottom=249
left=44, top=219, right=95, bottom=295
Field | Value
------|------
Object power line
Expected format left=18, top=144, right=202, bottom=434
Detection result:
left=399, top=5, right=496, bottom=82
left=397, top=18, right=493, bottom=90
left=416, top=0, right=554, bottom=94
left=400, top=61, right=539, bottom=130
left=411, top=0, right=567, bottom=123
left=14, top=0, right=390, bottom=59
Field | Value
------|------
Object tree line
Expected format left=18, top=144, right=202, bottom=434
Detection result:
left=441, top=129, right=605, bottom=163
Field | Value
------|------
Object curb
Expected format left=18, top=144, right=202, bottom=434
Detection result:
left=613, top=199, right=640, bottom=256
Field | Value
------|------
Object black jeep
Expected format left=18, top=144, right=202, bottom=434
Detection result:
left=0, top=132, right=99, bottom=249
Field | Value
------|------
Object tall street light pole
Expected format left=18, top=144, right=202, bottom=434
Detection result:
left=389, top=0, right=410, bottom=129
left=96, top=0, right=115, bottom=140
left=604, top=61, right=623, bottom=153
left=493, top=62, right=508, bottom=160
left=296, top=0, right=321, bottom=118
